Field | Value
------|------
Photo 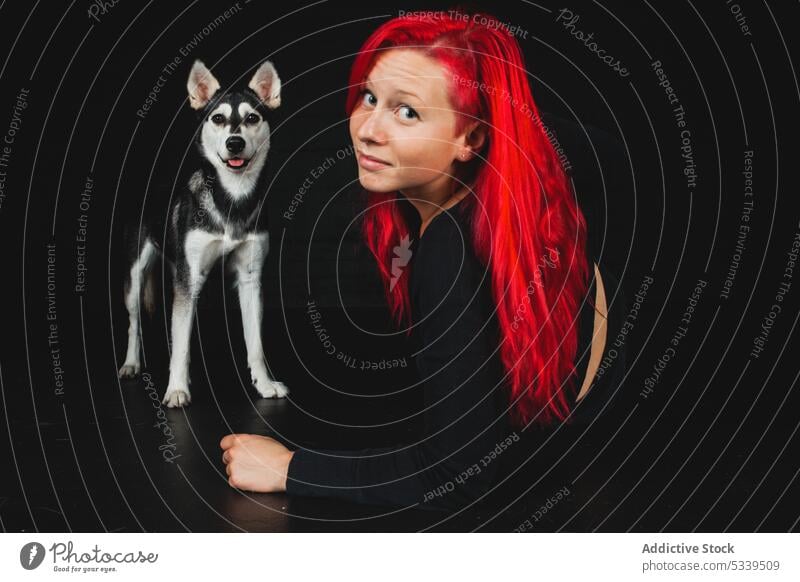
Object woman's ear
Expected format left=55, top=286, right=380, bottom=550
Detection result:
left=456, top=121, right=487, bottom=162
left=467, top=122, right=487, bottom=153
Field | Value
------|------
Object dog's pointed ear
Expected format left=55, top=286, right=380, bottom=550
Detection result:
left=248, top=61, right=281, bottom=109
left=187, top=60, right=221, bottom=110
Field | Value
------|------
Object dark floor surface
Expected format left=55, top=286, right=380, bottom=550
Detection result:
left=3, top=301, right=797, bottom=533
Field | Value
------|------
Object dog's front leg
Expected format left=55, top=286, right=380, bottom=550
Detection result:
left=233, top=235, right=289, bottom=399
left=163, top=234, right=216, bottom=408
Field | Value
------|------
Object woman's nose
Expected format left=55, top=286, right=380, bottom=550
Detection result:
left=356, top=108, right=387, bottom=145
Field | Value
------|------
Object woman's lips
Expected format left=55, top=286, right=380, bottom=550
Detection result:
left=358, top=152, right=392, bottom=171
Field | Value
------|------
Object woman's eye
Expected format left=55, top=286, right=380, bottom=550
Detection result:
left=362, top=90, right=377, bottom=107
left=397, top=105, right=418, bottom=120
left=245, top=113, right=260, bottom=124
left=211, top=113, right=225, bottom=124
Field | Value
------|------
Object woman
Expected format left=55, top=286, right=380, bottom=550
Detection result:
left=220, top=10, right=624, bottom=511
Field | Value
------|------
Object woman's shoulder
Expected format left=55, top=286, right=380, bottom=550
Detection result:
left=412, top=208, right=487, bottom=283
left=409, top=206, right=493, bottom=316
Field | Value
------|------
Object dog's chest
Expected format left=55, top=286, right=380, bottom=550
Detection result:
left=184, top=228, right=267, bottom=275
left=188, top=188, right=264, bottom=239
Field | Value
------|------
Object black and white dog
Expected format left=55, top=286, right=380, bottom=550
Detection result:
left=118, top=59, right=289, bottom=408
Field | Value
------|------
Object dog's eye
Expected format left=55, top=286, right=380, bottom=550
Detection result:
left=211, top=113, right=225, bottom=124
left=245, top=113, right=260, bottom=125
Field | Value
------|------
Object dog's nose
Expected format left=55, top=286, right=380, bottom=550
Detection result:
left=225, top=136, right=245, bottom=154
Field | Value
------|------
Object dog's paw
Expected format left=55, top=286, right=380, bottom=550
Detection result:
left=251, top=365, right=289, bottom=399
left=118, top=362, right=141, bottom=378
left=253, top=375, right=289, bottom=399
left=162, top=387, right=192, bottom=408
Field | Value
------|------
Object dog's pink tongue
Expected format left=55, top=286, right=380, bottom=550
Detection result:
left=227, top=158, right=245, bottom=167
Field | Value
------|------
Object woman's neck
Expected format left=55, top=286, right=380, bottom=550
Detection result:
left=401, top=181, right=470, bottom=238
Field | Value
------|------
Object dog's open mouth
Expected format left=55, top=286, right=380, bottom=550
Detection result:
left=220, top=156, right=250, bottom=170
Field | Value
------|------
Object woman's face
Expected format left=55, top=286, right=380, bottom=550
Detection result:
left=349, top=49, right=474, bottom=199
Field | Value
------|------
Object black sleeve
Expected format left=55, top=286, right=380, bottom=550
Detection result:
left=286, top=221, right=512, bottom=512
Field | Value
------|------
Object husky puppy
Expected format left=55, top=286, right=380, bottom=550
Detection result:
left=118, top=59, right=289, bottom=408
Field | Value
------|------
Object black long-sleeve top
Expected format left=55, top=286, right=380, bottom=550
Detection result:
left=286, top=195, right=626, bottom=512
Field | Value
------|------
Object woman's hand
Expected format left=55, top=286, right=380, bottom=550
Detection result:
left=219, top=433, right=295, bottom=493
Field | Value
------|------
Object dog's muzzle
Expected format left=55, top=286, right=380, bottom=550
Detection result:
left=226, top=136, right=245, bottom=154
left=221, top=136, right=249, bottom=169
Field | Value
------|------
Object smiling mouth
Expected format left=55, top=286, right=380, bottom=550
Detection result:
left=219, top=155, right=250, bottom=170
left=357, top=151, right=392, bottom=170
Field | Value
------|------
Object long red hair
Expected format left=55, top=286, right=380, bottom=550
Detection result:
left=349, top=10, right=590, bottom=429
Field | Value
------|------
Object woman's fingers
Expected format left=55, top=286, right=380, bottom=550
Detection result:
left=219, top=434, right=238, bottom=450
left=220, top=433, right=248, bottom=450
left=221, top=438, right=238, bottom=486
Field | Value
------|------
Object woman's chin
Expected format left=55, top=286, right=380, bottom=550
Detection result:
left=358, top=171, right=396, bottom=192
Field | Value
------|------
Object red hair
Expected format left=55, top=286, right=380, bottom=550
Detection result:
left=349, top=10, right=590, bottom=429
